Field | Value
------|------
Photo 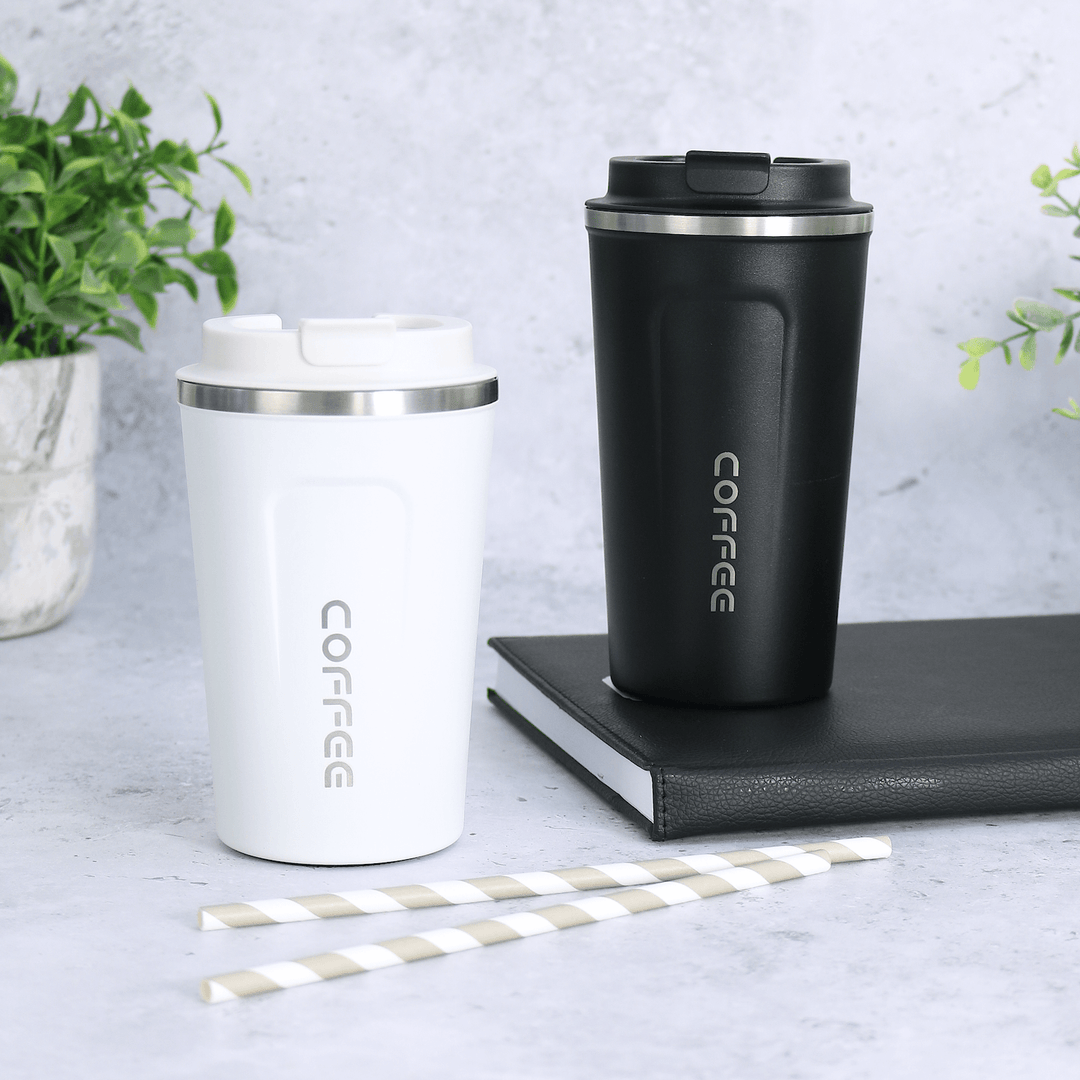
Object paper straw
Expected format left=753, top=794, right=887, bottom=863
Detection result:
left=198, top=835, right=891, bottom=931
left=201, top=851, right=832, bottom=1003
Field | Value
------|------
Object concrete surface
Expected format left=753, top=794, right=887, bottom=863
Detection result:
left=2, top=546, right=1079, bottom=1077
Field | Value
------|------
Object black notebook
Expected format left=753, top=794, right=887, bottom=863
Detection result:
left=487, top=615, right=1080, bottom=840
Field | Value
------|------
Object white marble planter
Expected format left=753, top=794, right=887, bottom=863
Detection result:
left=0, top=350, right=99, bottom=638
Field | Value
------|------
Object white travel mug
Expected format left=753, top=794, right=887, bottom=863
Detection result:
left=177, top=314, right=496, bottom=864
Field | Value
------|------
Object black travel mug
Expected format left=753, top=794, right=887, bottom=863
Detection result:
left=586, top=152, right=872, bottom=707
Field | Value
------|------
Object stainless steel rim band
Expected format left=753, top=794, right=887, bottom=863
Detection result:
left=585, top=207, right=874, bottom=237
left=177, top=377, right=498, bottom=416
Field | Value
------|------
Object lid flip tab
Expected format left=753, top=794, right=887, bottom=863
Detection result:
left=685, top=151, right=771, bottom=195
left=299, top=317, right=398, bottom=367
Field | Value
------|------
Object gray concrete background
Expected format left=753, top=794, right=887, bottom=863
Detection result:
left=3, top=0, right=1080, bottom=627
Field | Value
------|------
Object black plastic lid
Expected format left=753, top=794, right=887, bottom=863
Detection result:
left=585, top=152, right=872, bottom=216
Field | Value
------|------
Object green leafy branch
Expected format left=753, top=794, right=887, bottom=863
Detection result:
left=958, top=147, right=1080, bottom=420
left=0, top=55, right=251, bottom=361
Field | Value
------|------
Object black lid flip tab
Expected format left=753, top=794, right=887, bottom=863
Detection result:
left=685, top=151, right=771, bottom=195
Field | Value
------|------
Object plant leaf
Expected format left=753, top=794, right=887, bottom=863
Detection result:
left=88, top=228, right=122, bottom=265
left=46, top=234, right=76, bottom=273
left=1031, top=163, right=1053, bottom=190
left=6, top=196, right=39, bottom=228
left=153, top=162, right=194, bottom=200
left=958, top=357, right=980, bottom=390
left=92, top=315, right=143, bottom=350
left=45, top=192, right=88, bottom=228
left=102, top=150, right=129, bottom=184
left=119, top=86, right=151, bottom=120
left=176, top=145, right=199, bottom=172
left=0, top=263, right=24, bottom=310
left=45, top=297, right=99, bottom=326
left=1014, top=298, right=1066, bottom=330
left=0, top=75, right=249, bottom=353
left=0, top=168, right=46, bottom=194
left=22, top=281, right=50, bottom=315
left=1006, top=309, right=1034, bottom=328
left=50, top=86, right=90, bottom=135
left=150, top=139, right=181, bottom=166
left=110, top=109, right=143, bottom=154
left=216, top=274, right=238, bottom=312
left=1054, top=321, right=1074, bottom=363
left=1052, top=168, right=1080, bottom=183
left=0, top=54, right=17, bottom=112
left=19, top=148, right=50, bottom=177
left=1042, top=204, right=1072, bottom=217
left=131, top=264, right=165, bottom=293
left=115, top=230, right=149, bottom=269
left=77, top=287, right=123, bottom=311
left=1052, top=397, right=1080, bottom=419
left=1002, top=342, right=1013, bottom=365
left=213, top=156, right=252, bottom=195
left=1019, top=332, right=1037, bottom=370
left=59, top=227, right=95, bottom=244
left=213, top=198, right=235, bottom=248
left=205, top=92, right=222, bottom=142
left=162, top=265, right=198, bottom=301
left=58, top=156, right=103, bottom=184
left=146, top=217, right=196, bottom=247
left=958, top=337, right=998, bottom=359
left=188, top=248, right=235, bottom=277
left=80, top=262, right=110, bottom=295
left=129, top=289, right=158, bottom=327
left=1053, top=288, right=1080, bottom=303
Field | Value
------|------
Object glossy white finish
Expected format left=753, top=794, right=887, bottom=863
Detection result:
left=181, top=404, right=494, bottom=864
left=179, top=313, right=495, bottom=864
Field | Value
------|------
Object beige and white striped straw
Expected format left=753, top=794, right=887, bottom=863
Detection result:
left=198, top=835, right=891, bottom=930
left=201, top=850, right=836, bottom=1003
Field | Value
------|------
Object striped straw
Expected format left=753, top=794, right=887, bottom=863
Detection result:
left=198, top=835, right=891, bottom=931
left=201, top=850, right=832, bottom=1003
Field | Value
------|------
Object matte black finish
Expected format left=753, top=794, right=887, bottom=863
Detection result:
left=586, top=153, right=872, bottom=707
left=588, top=154, right=873, bottom=215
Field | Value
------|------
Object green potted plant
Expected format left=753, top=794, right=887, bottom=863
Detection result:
left=0, top=55, right=249, bottom=637
left=958, top=146, right=1080, bottom=420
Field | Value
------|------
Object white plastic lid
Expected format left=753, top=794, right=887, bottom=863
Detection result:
left=176, top=314, right=495, bottom=391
